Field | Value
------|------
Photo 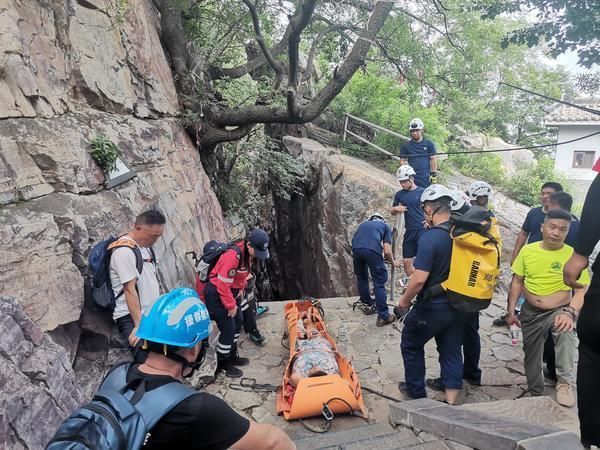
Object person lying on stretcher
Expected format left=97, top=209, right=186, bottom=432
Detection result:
left=289, top=316, right=339, bottom=387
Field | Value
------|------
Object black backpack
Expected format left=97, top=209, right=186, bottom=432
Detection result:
left=195, top=240, right=242, bottom=283
left=46, top=362, right=196, bottom=450
left=88, top=237, right=156, bottom=311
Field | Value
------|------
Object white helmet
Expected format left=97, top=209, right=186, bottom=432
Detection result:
left=467, top=181, right=492, bottom=201
left=396, top=165, right=416, bottom=181
left=450, top=190, right=470, bottom=212
left=409, top=118, right=424, bottom=131
left=420, top=184, right=453, bottom=206
left=368, top=212, right=385, bottom=222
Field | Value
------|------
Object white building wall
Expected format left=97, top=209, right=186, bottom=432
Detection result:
left=554, top=124, right=600, bottom=180
left=554, top=124, right=600, bottom=204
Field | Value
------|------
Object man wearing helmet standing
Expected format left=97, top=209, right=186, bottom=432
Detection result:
left=391, top=165, right=426, bottom=276
left=397, top=185, right=467, bottom=405
left=352, top=213, right=402, bottom=326
left=133, top=288, right=295, bottom=449
left=399, top=118, right=438, bottom=188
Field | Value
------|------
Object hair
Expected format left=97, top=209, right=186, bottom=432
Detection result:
left=541, top=182, right=563, bottom=193
left=544, top=208, right=572, bottom=223
left=549, top=191, right=573, bottom=211
left=144, top=340, right=183, bottom=355
left=135, top=209, right=166, bottom=226
left=423, top=199, right=451, bottom=214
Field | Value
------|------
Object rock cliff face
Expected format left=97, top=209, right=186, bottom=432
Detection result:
left=0, top=297, right=84, bottom=449
left=1, top=0, right=226, bottom=333
left=0, top=2, right=226, bottom=440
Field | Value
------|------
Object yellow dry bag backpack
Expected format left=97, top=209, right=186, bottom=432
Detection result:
left=435, top=206, right=502, bottom=312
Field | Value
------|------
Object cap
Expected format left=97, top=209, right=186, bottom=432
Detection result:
left=248, top=228, right=270, bottom=261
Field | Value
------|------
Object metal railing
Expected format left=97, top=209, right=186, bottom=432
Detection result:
left=342, top=113, right=410, bottom=162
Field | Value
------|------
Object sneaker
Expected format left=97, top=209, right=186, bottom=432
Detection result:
left=358, top=303, right=377, bottom=316
left=249, top=329, right=266, bottom=346
left=426, top=377, right=445, bottom=392
left=230, top=344, right=250, bottom=366
left=492, top=315, right=507, bottom=327
left=216, top=359, right=243, bottom=378
left=464, top=377, right=482, bottom=386
left=555, top=383, right=576, bottom=407
left=256, top=305, right=269, bottom=316
left=376, top=315, right=395, bottom=327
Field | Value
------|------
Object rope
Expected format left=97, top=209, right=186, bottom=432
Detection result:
left=298, top=397, right=369, bottom=434
left=228, top=377, right=279, bottom=393
left=361, top=385, right=402, bottom=403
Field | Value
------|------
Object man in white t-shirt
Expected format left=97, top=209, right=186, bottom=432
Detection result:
left=110, top=210, right=165, bottom=355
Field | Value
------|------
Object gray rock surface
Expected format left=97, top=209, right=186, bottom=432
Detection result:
left=0, top=297, right=84, bottom=449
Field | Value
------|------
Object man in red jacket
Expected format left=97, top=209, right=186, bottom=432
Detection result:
left=199, top=228, right=270, bottom=378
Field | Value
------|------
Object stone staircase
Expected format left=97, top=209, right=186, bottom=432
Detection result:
left=292, top=397, right=583, bottom=450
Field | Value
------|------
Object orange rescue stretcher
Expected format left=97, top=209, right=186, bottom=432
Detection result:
left=276, top=299, right=368, bottom=420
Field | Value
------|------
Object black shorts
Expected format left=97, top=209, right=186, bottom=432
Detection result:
left=402, top=229, right=424, bottom=259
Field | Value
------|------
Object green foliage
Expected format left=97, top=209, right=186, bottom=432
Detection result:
left=502, top=158, right=568, bottom=207
left=446, top=144, right=506, bottom=186
left=90, top=135, right=121, bottom=172
left=217, top=136, right=305, bottom=226
left=332, top=69, right=450, bottom=154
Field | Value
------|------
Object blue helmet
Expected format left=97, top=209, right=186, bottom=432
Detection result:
left=136, top=288, right=212, bottom=348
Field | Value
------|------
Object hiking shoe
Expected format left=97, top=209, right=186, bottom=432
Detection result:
left=357, top=302, right=377, bottom=315
left=397, top=382, right=419, bottom=399
left=256, top=305, right=269, bottom=316
left=230, top=344, right=250, bottom=366
left=556, top=383, right=575, bottom=407
left=216, top=359, right=243, bottom=378
left=426, top=377, right=445, bottom=392
left=492, top=315, right=507, bottom=327
left=249, top=329, right=266, bottom=346
left=464, top=377, right=482, bottom=386
left=376, top=315, right=395, bottom=327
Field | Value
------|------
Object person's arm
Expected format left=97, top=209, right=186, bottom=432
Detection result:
left=511, top=230, right=528, bottom=265
left=398, top=269, right=428, bottom=308
left=383, top=243, right=400, bottom=267
left=505, top=274, right=524, bottom=327
left=391, top=205, right=407, bottom=215
left=564, top=175, right=600, bottom=288
left=574, top=174, right=600, bottom=258
left=123, top=279, right=142, bottom=324
left=232, top=422, right=295, bottom=450
left=554, top=285, right=588, bottom=333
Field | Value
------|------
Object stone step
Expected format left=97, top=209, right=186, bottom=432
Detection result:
left=390, top=398, right=583, bottom=450
left=294, top=422, right=422, bottom=450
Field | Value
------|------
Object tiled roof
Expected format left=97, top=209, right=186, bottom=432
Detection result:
left=544, top=99, right=600, bottom=124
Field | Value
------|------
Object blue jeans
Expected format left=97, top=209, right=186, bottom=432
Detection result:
left=352, top=247, right=389, bottom=319
left=463, top=312, right=482, bottom=383
left=401, top=302, right=466, bottom=398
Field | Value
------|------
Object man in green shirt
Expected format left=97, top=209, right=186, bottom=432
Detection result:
left=506, top=208, right=589, bottom=407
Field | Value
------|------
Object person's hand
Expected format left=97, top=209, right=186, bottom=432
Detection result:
left=227, top=306, right=238, bottom=317
left=395, top=205, right=407, bottom=214
left=393, top=259, right=402, bottom=268
left=128, top=327, right=140, bottom=347
left=505, top=313, right=520, bottom=328
left=398, top=296, right=411, bottom=309
left=430, top=172, right=438, bottom=184
left=554, top=312, right=575, bottom=333
left=563, top=252, right=589, bottom=289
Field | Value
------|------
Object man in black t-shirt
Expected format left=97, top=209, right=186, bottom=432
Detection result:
left=132, top=288, right=295, bottom=450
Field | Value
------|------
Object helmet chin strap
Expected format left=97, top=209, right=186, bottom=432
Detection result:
left=155, top=340, right=208, bottom=379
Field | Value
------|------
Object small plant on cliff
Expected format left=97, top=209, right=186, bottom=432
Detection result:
left=90, top=135, right=121, bottom=172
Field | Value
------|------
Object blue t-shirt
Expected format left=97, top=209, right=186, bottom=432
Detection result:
left=522, top=207, right=579, bottom=246
left=392, top=187, right=426, bottom=230
left=399, top=139, right=437, bottom=188
left=351, top=221, right=392, bottom=254
left=413, top=224, right=452, bottom=303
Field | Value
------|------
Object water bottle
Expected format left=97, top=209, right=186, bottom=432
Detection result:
left=510, top=324, right=520, bottom=345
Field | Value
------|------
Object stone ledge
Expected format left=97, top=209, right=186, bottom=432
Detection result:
left=389, top=400, right=582, bottom=450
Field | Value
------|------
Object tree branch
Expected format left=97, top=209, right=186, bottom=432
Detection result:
left=287, top=0, right=318, bottom=117
left=206, top=0, right=394, bottom=127
left=241, top=0, right=284, bottom=86
left=302, top=24, right=351, bottom=83
left=395, top=5, right=464, bottom=53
